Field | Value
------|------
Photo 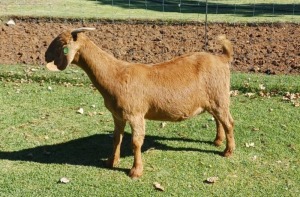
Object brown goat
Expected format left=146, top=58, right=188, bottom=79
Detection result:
left=45, top=28, right=235, bottom=179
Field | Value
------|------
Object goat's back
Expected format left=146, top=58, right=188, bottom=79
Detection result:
left=119, top=52, right=231, bottom=121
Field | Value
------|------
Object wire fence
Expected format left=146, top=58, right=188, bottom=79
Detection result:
left=0, top=0, right=299, bottom=74
left=1, top=0, right=299, bottom=22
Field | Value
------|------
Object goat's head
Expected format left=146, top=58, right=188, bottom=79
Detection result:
left=45, top=27, right=95, bottom=71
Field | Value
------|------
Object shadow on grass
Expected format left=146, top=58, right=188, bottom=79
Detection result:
left=0, top=132, right=220, bottom=174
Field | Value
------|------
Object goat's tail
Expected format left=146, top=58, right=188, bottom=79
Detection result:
left=217, top=35, right=233, bottom=62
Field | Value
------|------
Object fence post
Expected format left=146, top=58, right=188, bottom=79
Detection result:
left=205, top=0, right=208, bottom=51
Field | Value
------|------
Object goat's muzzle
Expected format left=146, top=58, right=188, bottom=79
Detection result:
left=46, top=61, right=60, bottom=71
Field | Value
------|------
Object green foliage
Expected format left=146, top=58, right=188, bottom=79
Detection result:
left=0, top=65, right=299, bottom=196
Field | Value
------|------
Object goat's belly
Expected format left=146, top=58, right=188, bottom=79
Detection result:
left=145, top=107, right=205, bottom=122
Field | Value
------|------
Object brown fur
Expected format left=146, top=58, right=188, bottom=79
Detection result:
left=45, top=29, right=235, bottom=179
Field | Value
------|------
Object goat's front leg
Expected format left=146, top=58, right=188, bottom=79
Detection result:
left=128, top=116, right=145, bottom=179
left=106, top=116, right=126, bottom=168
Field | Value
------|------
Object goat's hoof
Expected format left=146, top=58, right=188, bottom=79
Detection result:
left=214, top=139, right=223, bottom=147
left=129, top=167, right=143, bottom=179
left=106, top=158, right=119, bottom=168
left=223, top=148, right=234, bottom=157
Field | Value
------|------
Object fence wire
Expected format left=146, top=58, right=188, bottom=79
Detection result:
left=0, top=0, right=299, bottom=75
left=1, top=0, right=299, bottom=22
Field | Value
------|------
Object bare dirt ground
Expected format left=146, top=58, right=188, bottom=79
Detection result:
left=0, top=17, right=299, bottom=74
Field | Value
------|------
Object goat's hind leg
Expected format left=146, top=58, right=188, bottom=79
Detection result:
left=106, top=117, right=126, bottom=168
left=213, top=116, right=226, bottom=147
left=212, top=110, right=235, bottom=157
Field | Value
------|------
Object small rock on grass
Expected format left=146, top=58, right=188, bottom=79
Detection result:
left=160, top=122, right=167, bottom=128
left=58, top=177, right=70, bottom=184
left=153, top=182, right=165, bottom=191
left=204, top=176, right=219, bottom=184
left=77, top=108, right=84, bottom=114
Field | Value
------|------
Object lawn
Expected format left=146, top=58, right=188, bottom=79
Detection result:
left=1, top=0, right=299, bottom=22
left=0, top=0, right=300, bottom=195
left=0, top=64, right=299, bottom=196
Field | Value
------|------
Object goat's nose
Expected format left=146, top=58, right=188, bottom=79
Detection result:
left=46, top=61, right=60, bottom=71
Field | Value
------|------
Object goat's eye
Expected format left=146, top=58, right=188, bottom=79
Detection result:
left=63, top=47, right=69, bottom=55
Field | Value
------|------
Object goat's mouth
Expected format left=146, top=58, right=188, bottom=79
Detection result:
left=46, top=61, right=60, bottom=71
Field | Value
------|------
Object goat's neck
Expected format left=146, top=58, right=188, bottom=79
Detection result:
left=76, top=39, right=124, bottom=97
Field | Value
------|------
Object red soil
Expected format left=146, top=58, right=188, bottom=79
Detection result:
left=0, top=17, right=299, bottom=74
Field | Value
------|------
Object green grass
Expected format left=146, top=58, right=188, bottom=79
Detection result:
left=0, top=0, right=299, bottom=22
left=0, top=64, right=299, bottom=196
